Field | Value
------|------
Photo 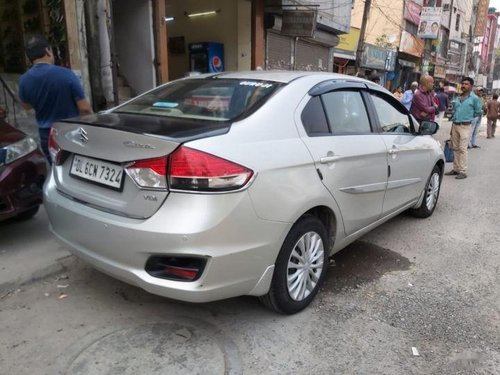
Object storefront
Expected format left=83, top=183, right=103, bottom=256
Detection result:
left=0, top=0, right=70, bottom=73
left=0, top=0, right=90, bottom=106
left=359, top=44, right=396, bottom=88
left=333, top=27, right=359, bottom=75
left=265, top=12, right=338, bottom=72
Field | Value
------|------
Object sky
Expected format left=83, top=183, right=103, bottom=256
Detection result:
left=490, top=0, right=500, bottom=10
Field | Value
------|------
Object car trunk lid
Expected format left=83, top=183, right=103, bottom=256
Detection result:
left=51, top=113, right=230, bottom=218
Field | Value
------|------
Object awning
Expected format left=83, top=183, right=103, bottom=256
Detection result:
left=334, top=51, right=356, bottom=60
left=399, top=59, right=416, bottom=68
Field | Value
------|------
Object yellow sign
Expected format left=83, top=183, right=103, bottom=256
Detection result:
left=336, top=28, right=360, bottom=53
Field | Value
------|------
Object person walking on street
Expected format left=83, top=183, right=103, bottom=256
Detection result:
left=410, top=75, right=438, bottom=124
left=445, top=77, right=482, bottom=180
left=401, top=81, right=418, bottom=111
left=485, top=93, right=500, bottom=139
left=18, top=34, right=93, bottom=163
left=468, top=87, right=485, bottom=149
left=393, top=87, right=403, bottom=101
left=435, top=87, right=449, bottom=125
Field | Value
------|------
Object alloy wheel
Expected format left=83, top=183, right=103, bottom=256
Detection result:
left=426, top=172, right=440, bottom=211
left=287, top=231, right=325, bottom=301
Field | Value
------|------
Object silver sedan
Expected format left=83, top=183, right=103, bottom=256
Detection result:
left=44, top=71, right=444, bottom=314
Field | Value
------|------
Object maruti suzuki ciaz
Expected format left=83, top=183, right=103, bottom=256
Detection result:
left=44, top=71, right=444, bottom=314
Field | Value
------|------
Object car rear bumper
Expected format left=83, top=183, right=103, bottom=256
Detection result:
left=44, top=176, right=290, bottom=303
left=0, top=150, right=47, bottom=221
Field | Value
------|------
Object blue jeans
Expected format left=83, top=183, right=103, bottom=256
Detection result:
left=38, top=127, right=52, bottom=164
left=468, top=116, right=481, bottom=147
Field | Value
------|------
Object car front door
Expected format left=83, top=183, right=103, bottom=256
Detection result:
left=298, top=88, right=388, bottom=236
left=367, top=91, right=433, bottom=215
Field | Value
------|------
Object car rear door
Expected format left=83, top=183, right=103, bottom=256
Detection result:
left=298, top=84, right=388, bottom=236
left=366, top=90, right=432, bottom=215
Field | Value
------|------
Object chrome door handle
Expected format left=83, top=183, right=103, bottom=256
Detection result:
left=320, top=156, right=338, bottom=163
left=388, top=146, right=399, bottom=155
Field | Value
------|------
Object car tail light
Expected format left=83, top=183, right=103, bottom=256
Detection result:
left=48, top=128, right=63, bottom=165
left=167, top=146, right=253, bottom=192
left=145, top=256, right=207, bottom=281
left=126, top=157, right=167, bottom=189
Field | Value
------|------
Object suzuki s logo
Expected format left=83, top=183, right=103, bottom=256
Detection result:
left=79, top=128, right=88, bottom=143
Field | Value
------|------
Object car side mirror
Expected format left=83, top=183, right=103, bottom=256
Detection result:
left=419, top=121, right=439, bottom=135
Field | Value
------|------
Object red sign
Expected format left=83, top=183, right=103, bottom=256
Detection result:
left=404, top=1, right=421, bottom=24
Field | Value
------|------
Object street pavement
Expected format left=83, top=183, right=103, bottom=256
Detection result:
left=1, top=117, right=499, bottom=374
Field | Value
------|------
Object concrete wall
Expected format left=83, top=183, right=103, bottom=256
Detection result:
left=351, top=0, right=403, bottom=48
left=113, top=0, right=155, bottom=95
left=165, top=0, right=251, bottom=80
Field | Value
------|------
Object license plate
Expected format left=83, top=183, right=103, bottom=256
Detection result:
left=70, top=154, right=123, bottom=189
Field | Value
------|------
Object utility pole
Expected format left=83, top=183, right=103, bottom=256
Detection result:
left=355, top=0, right=372, bottom=75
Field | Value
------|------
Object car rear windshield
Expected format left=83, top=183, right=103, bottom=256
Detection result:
left=114, top=78, right=282, bottom=121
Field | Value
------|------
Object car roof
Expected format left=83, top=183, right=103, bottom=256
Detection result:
left=186, top=70, right=369, bottom=84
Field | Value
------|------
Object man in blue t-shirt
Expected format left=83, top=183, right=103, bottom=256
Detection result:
left=19, top=34, right=93, bottom=163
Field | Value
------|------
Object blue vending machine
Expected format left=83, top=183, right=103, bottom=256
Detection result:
left=188, top=42, right=224, bottom=73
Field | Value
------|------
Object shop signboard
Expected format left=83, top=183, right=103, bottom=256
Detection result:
left=281, top=10, right=317, bottom=37
left=434, top=65, right=446, bottom=78
left=361, top=44, right=387, bottom=70
left=336, top=27, right=360, bottom=55
left=385, top=50, right=397, bottom=71
left=417, top=7, right=443, bottom=39
left=399, top=31, right=425, bottom=57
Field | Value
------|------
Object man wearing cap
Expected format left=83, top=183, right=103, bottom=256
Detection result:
left=401, top=81, right=419, bottom=111
left=445, top=77, right=482, bottom=179
left=18, top=34, right=92, bottom=163
left=468, top=87, right=485, bottom=149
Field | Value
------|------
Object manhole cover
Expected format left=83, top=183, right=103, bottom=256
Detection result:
left=67, top=322, right=234, bottom=374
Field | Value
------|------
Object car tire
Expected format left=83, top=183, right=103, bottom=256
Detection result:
left=410, top=165, right=441, bottom=218
left=15, top=206, right=40, bottom=221
left=260, top=215, right=329, bottom=314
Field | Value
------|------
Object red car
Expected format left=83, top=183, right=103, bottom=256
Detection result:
left=0, top=115, right=48, bottom=221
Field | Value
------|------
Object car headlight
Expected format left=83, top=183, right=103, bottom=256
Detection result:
left=0, top=137, right=39, bottom=165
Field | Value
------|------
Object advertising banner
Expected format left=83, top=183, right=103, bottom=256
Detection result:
left=474, top=0, right=489, bottom=37
left=417, top=7, right=443, bottom=39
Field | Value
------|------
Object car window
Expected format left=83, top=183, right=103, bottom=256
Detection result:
left=115, top=79, right=281, bottom=121
left=321, top=91, right=371, bottom=134
left=371, top=94, right=412, bottom=134
left=301, top=96, right=330, bottom=136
